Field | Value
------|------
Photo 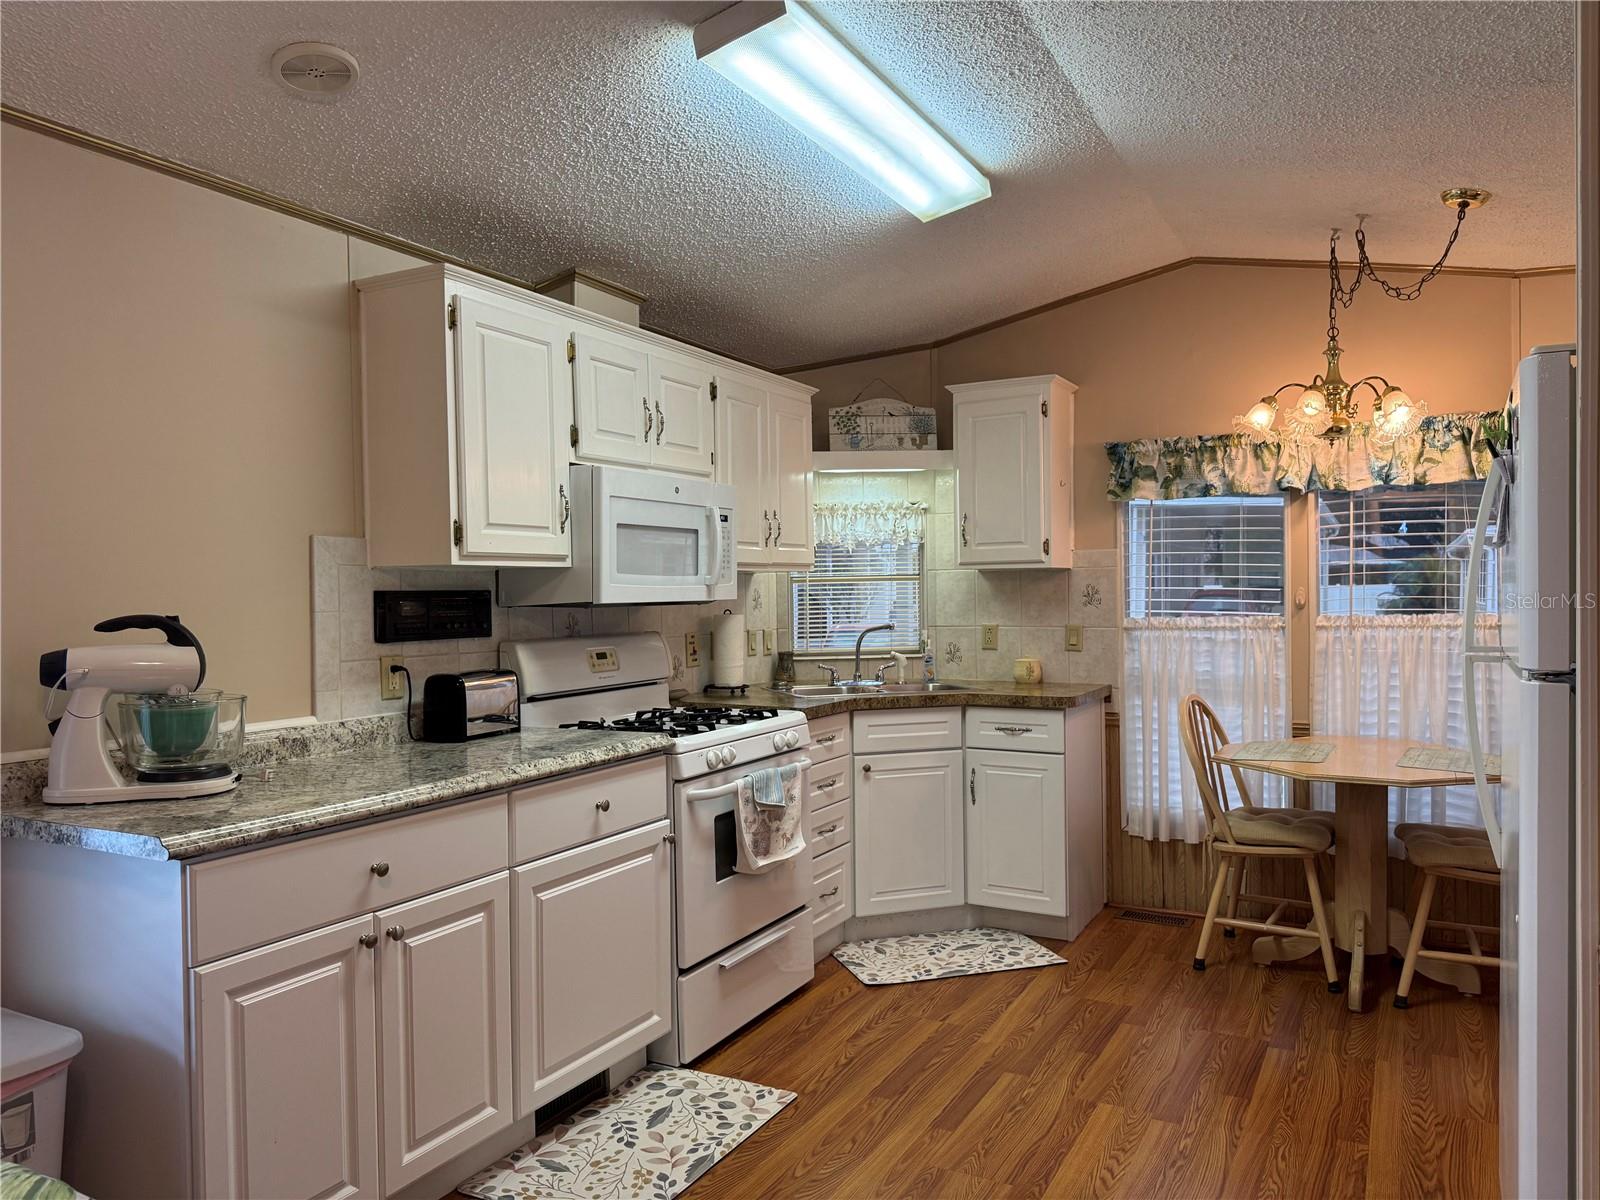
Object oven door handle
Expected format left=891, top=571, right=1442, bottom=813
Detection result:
left=717, top=923, right=793, bottom=970
left=684, top=758, right=813, bottom=802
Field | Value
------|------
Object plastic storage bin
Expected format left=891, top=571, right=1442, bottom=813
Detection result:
left=1, top=1009, right=83, bottom=1179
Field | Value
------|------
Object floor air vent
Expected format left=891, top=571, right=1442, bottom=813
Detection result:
left=1116, top=908, right=1193, bottom=928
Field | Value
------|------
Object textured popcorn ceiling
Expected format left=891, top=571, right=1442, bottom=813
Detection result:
left=0, top=1, right=1575, bottom=368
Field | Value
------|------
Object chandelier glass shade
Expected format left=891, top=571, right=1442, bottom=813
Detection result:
left=1235, top=190, right=1486, bottom=449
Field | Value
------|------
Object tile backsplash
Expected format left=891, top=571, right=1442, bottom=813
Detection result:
left=787, top=471, right=1120, bottom=709
left=311, top=536, right=779, bottom=722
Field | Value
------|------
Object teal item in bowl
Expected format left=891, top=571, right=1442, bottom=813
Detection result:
left=137, top=701, right=216, bottom=758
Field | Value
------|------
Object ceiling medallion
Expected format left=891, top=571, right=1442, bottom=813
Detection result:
left=1234, top=188, right=1490, bottom=449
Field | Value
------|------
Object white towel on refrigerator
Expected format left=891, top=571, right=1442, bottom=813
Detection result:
left=733, top=764, right=805, bottom=874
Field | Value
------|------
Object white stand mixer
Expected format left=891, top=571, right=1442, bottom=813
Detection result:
left=39, top=614, right=243, bottom=804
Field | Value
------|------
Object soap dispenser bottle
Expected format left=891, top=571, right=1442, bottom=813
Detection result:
left=922, top=630, right=936, bottom=683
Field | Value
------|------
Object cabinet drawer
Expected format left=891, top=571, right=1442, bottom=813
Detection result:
left=965, top=708, right=1065, bottom=753
left=806, top=714, right=851, bottom=763
left=511, top=756, right=667, bottom=864
left=807, top=754, right=851, bottom=810
left=811, top=845, right=851, bottom=938
left=188, top=793, right=508, bottom=965
left=851, top=707, right=962, bottom=753
left=676, top=911, right=813, bottom=1062
left=807, top=797, right=852, bottom=858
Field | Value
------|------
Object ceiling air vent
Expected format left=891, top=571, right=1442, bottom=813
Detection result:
left=271, top=42, right=359, bottom=98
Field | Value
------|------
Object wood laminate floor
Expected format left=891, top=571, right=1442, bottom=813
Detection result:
left=684, top=908, right=1499, bottom=1200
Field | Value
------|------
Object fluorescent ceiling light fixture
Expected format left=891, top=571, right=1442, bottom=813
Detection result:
left=694, top=1, right=991, bottom=221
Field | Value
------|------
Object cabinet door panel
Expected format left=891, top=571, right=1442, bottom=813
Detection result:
left=195, top=915, right=378, bottom=1200
left=513, top=821, right=672, bottom=1116
left=714, top=374, right=771, bottom=567
left=649, top=352, right=715, bottom=476
left=574, top=328, right=651, bottom=467
left=454, top=295, right=573, bottom=561
left=767, top=390, right=815, bottom=567
left=966, top=749, right=1066, bottom=916
left=956, top=392, right=1044, bottom=565
left=853, top=750, right=964, bottom=915
left=377, top=873, right=513, bottom=1191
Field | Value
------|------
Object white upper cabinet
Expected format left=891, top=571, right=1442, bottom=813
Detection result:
left=572, top=325, right=652, bottom=468
left=714, top=371, right=815, bottom=570
left=950, top=375, right=1075, bottom=568
left=648, top=350, right=716, bottom=477
left=356, top=266, right=573, bottom=568
left=454, top=297, right=574, bottom=562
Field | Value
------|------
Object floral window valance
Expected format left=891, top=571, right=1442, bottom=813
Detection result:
left=813, top=501, right=926, bottom=550
left=1105, top=411, right=1507, bottom=500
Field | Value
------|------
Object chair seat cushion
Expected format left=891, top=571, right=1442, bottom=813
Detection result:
left=1396, top=822, right=1498, bottom=872
left=1226, top=808, right=1332, bottom=852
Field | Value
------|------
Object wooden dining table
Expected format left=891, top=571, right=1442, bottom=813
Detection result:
left=1213, top=734, right=1497, bottom=1012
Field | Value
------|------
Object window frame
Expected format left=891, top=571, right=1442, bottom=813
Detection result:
left=1122, top=494, right=1291, bottom=622
left=788, top=541, right=926, bottom=660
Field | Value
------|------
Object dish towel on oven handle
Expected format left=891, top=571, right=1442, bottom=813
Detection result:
left=734, top=764, right=806, bottom=874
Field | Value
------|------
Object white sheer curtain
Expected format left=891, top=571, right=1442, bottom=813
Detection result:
left=1312, top=613, right=1502, bottom=829
left=1122, top=616, right=1289, bottom=843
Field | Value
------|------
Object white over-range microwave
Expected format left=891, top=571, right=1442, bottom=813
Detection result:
left=497, top=464, right=736, bottom=606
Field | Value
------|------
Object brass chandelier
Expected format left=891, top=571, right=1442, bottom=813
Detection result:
left=1234, top=188, right=1490, bottom=448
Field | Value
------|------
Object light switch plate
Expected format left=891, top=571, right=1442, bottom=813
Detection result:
left=746, top=630, right=758, bottom=656
left=684, top=632, right=701, bottom=667
left=379, top=656, right=405, bottom=700
left=1065, top=625, right=1084, bottom=652
left=980, top=624, right=1000, bottom=651
left=762, top=629, right=772, bottom=655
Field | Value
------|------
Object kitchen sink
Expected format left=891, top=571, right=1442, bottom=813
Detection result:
left=878, top=682, right=970, bottom=693
left=785, top=681, right=971, bottom=697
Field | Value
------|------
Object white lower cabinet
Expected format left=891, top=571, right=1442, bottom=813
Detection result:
left=965, top=749, right=1067, bottom=917
left=853, top=749, right=965, bottom=916
left=195, top=914, right=380, bottom=1200
left=512, top=820, right=673, bottom=1117
left=377, top=873, right=513, bottom=1191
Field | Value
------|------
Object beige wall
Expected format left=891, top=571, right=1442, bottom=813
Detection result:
left=800, top=347, right=937, bottom=448
left=1, top=125, right=376, bottom=751
left=794, top=263, right=1576, bottom=551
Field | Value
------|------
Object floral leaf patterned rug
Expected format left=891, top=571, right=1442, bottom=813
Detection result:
left=457, top=1066, right=795, bottom=1200
left=833, top=927, right=1068, bottom=985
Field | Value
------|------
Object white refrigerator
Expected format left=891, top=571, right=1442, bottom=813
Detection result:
left=1465, top=344, right=1579, bottom=1200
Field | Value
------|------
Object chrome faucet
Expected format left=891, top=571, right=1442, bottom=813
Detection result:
left=852, top=623, right=896, bottom=683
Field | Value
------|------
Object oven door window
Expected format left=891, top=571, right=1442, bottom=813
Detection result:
left=611, top=497, right=707, bottom=583
left=714, top=809, right=737, bottom=882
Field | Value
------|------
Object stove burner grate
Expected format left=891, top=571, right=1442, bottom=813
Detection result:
left=559, top=705, right=783, bottom=739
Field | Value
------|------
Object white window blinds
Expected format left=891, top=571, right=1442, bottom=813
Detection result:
left=791, top=501, right=925, bottom=655
left=1125, top=496, right=1287, bottom=617
left=1316, top=481, right=1495, bottom=616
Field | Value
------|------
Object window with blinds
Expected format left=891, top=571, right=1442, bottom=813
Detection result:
left=790, top=542, right=923, bottom=655
left=1316, top=481, right=1495, bottom=616
left=1124, top=496, right=1287, bottom=618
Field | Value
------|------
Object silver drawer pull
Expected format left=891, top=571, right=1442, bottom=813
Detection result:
left=385, top=925, right=405, bottom=941
left=816, top=778, right=839, bottom=790
left=995, top=725, right=1034, bottom=735
left=369, top=861, right=390, bottom=877
left=595, top=798, right=611, bottom=812
left=817, top=823, right=841, bottom=836
left=816, top=734, right=836, bottom=745
left=819, top=887, right=840, bottom=900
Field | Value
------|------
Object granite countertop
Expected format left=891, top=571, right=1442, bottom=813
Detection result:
left=0, top=727, right=670, bottom=862
left=679, top=679, right=1112, bottom=719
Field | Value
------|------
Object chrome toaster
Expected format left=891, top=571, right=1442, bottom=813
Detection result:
left=420, top=670, right=520, bottom=742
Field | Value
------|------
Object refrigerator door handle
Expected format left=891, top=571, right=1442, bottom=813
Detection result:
left=1462, top=457, right=1506, bottom=864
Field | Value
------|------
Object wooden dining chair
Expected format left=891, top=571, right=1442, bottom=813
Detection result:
left=1181, top=694, right=1342, bottom=991
left=1392, top=822, right=1501, bottom=1008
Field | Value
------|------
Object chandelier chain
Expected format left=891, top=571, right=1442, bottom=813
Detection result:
left=1355, top=201, right=1470, bottom=301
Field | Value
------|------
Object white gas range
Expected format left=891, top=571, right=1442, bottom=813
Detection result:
left=501, top=634, right=815, bottom=1065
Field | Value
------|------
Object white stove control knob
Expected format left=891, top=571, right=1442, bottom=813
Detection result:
left=787, top=731, right=802, bottom=750
left=707, top=748, right=726, bottom=769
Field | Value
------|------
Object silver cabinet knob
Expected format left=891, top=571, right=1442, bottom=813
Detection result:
left=386, top=925, right=405, bottom=941
left=596, top=798, right=611, bottom=812
left=370, top=861, right=390, bottom=877
left=861, top=763, right=871, bottom=774
left=359, top=932, right=378, bottom=949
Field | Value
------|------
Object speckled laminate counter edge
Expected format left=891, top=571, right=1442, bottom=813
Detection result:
left=680, top=682, right=1112, bottom=720
left=1, top=726, right=670, bottom=862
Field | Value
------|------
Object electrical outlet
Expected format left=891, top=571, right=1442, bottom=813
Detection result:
left=746, top=630, right=758, bottom=656
left=684, top=632, right=701, bottom=667
left=980, top=624, right=1000, bottom=651
left=1065, top=625, right=1084, bottom=652
left=379, top=656, right=405, bottom=700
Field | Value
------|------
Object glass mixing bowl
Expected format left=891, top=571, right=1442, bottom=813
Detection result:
left=117, top=690, right=246, bottom=775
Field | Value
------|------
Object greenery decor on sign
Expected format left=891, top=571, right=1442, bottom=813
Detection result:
left=1105, top=410, right=1506, bottom=501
